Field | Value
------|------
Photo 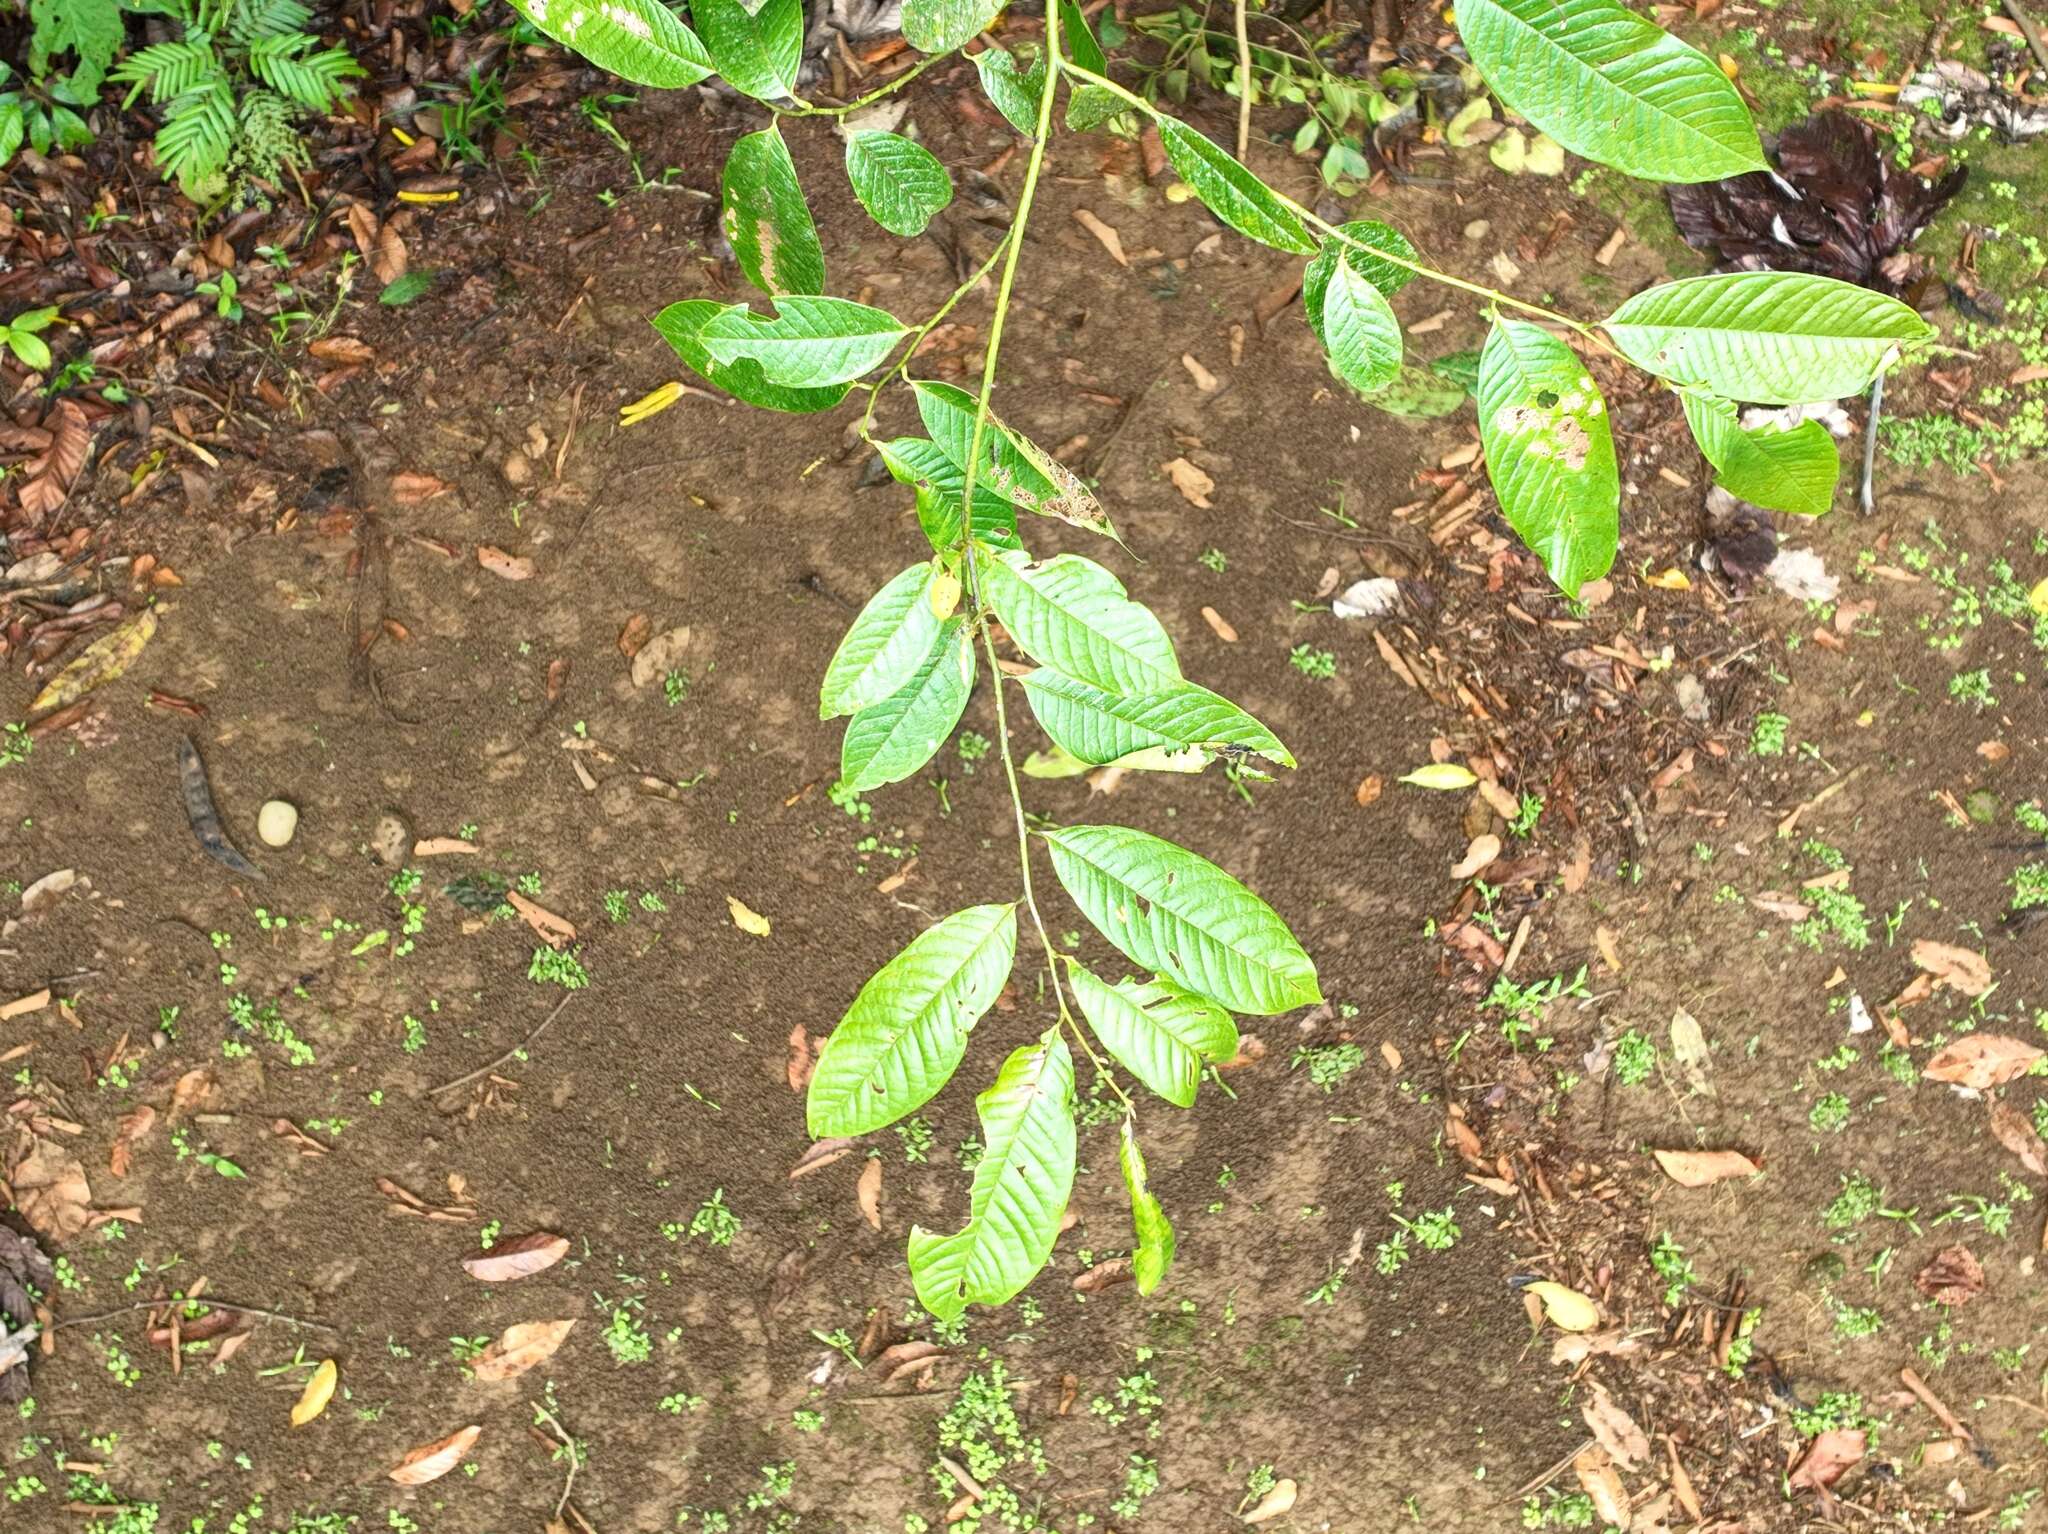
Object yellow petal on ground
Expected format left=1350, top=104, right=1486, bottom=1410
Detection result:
left=2029, top=576, right=2048, bottom=617
left=1645, top=567, right=1692, bottom=590
left=727, top=896, right=771, bottom=937
left=1399, top=763, right=1478, bottom=791
left=291, top=1359, right=337, bottom=1426
left=30, top=609, right=159, bottom=714
left=621, top=382, right=683, bottom=427
left=1525, top=1280, right=1600, bottom=1332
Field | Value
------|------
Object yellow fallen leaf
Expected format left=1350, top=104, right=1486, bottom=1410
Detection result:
left=1644, top=567, right=1692, bottom=590
left=621, top=382, right=682, bottom=427
left=1399, top=763, right=1478, bottom=791
left=31, top=609, right=159, bottom=714
left=1717, top=52, right=1740, bottom=79
left=291, top=1359, right=337, bottom=1426
left=1525, top=1280, right=1600, bottom=1332
left=2029, top=576, right=2048, bottom=617
left=728, top=895, right=771, bottom=936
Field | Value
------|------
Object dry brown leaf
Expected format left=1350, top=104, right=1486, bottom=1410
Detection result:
left=1751, top=890, right=1812, bottom=921
left=1914, top=1244, right=1985, bottom=1307
left=1072, top=1256, right=1133, bottom=1293
left=1354, top=775, right=1383, bottom=807
left=506, top=890, right=575, bottom=948
left=0, top=988, right=49, bottom=1020
left=462, top=1232, right=569, bottom=1282
left=1581, top=1385, right=1650, bottom=1468
left=1789, top=1428, right=1864, bottom=1491
left=308, top=337, right=376, bottom=366
left=1200, top=606, right=1237, bottom=642
left=169, top=1067, right=219, bottom=1120
left=412, top=837, right=479, bottom=857
left=388, top=1424, right=481, bottom=1485
left=1450, top=834, right=1501, bottom=880
left=390, top=471, right=450, bottom=503
left=1162, top=457, right=1214, bottom=508
left=1072, top=208, right=1128, bottom=265
left=1989, top=1101, right=2048, bottom=1175
left=617, top=614, right=652, bottom=658
left=786, top=1024, right=814, bottom=1092
left=1651, top=1147, right=1760, bottom=1187
left=373, top=222, right=409, bottom=286
left=111, top=1106, right=157, bottom=1177
left=1560, top=834, right=1591, bottom=894
left=727, top=895, right=771, bottom=936
left=1181, top=353, right=1219, bottom=392
left=856, top=1157, right=883, bottom=1231
left=1572, top=1445, right=1628, bottom=1526
left=1923, top=1034, right=2042, bottom=1091
left=1912, top=940, right=1993, bottom=997
left=1444, top=1110, right=1483, bottom=1165
left=1242, top=1477, right=1297, bottom=1523
left=14, top=1140, right=93, bottom=1241
left=477, top=546, right=534, bottom=580
left=30, top=610, right=158, bottom=715
left=471, top=1319, right=576, bottom=1382
left=789, top=1138, right=858, bottom=1179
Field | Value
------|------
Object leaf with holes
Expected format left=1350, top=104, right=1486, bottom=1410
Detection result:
left=972, top=44, right=1048, bottom=136
left=1119, top=1117, right=1174, bottom=1294
left=875, top=437, right=1023, bottom=549
left=1043, top=824, right=1319, bottom=1015
left=651, top=301, right=851, bottom=413
left=1319, top=257, right=1403, bottom=394
left=695, top=0, right=803, bottom=100
left=839, top=619, right=975, bottom=792
left=820, top=563, right=942, bottom=719
left=1476, top=318, right=1618, bottom=597
left=721, top=125, right=826, bottom=296
left=1603, top=272, right=1932, bottom=405
left=981, top=551, right=1179, bottom=692
left=807, top=904, right=1017, bottom=1137
left=1155, top=116, right=1316, bottom=254
left=1680, top=392, right=1839, bottom=517
left=901, top=0, right=1005, bottom=55
left=700, top=297, right=907, bottom=389
left=846, top=131, right=955, bottom=237
left=1455, top=0, right=1765, bottom=183
left=912, top=380, right=1116, bottom=539
left=908, top=1030, right=1076, bottom=1320
left=1067, top=962, right=1238, bottom=1107
left=504, top=0, right=713, bottom=86
left=1020, top=670, right=1292, bottom=771
left=1302, top=221, right=1418, bottom=345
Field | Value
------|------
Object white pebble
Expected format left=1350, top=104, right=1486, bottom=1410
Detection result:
left=257, top=800, right=299, bottom=848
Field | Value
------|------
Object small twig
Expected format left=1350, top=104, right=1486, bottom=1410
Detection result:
left=1233, top=0, right=1254, bottom=160
left=2003, top=0, right=2048, bottom=75
left=429, top=994, right=575, bottom=1095
left=52, top=1301, right=334, bottom=1333
left=532, top=1402, right=583, bottom=1523
left=1518, top=1439, right=1593, bottom=1497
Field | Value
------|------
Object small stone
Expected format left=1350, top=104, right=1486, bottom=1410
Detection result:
left=502, top=452, right=531, bottom=487
left=1462, top=219, right=1490, bottom=241
left=257, top=800, right=298, bottom=848
left=372, top=812, right=412, bottom=868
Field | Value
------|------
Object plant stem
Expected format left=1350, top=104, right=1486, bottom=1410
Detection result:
left=859, top=230, right=1016, bottom=440
left=1233, top=0, right=1253, bottom=160
left=776, top=51, right=947, bottom=118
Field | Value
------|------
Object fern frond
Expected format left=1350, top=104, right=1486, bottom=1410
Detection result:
left=228, top=0, right=313, bottom=44
left=152, top=76, right=235, bottom=187
left=111, top=39, right=221, bottom=106
left=235, top=86, right=309, bottom=184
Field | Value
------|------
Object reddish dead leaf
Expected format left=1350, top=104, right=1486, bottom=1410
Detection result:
left=1912, top=940, right=1993, bottom=997
left=388, top=1424, right=481, bottom=1485
left=271, top=1119, right=329, bottom=1157
left=373, top=223, right=409, bottom=286
left=789, top=1138, right=858, bottom=1179
left=462, top=1232, right=568, bottom=1281
left=478, top=546, right=534, bottom=581
left=786, top=1025, right=814, bottom=1092
left=1162, top=457, right=1215, bottom=508
left=1354, top=775, right=1383, bottom=807
left=1581, top=1384, right=1650, bottom=1469
left=1572, top=1446, right=1628, bottom=1526
left=617, top=614, right=652, bottom=658
left=1651, top=1147, right=1761, bottom=1187
left=873, top=1339, right=944, bottom=1383
left=1914, top=1244, right=1985, bottom=1307
left=1445, top=1110, right=1484, bottom=1166
left=110, top=1107, right=156, bottom=1177
left=1790, top=1428, right=1865, bottom=1491
left=470, top=1319, right=576, bottom=1382
left=1989, top=1101, right=2048, bottom=1175
left=1072, top=1256, right=1133, bottom=1293
left=1923, top=1034, right=2042, bottom=1090
left=1751, top=890, right=1812, bottom=921
left=857, top=1157, right=883, bottom=1231
left=308, top=337, right=376, bottom=366
left=169, top=1067, right=219, bottom=1120
left=506, top=890, right=575, bottom=948
left=390, top=471, right=451, bottom=504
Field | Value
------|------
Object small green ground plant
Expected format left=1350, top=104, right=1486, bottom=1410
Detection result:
left=505, top=0, right=1940, bottom=1315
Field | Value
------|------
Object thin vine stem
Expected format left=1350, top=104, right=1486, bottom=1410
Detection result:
left=858, top=229, right=1016, bottom=440
left=774, top=50, right=947, bottom=118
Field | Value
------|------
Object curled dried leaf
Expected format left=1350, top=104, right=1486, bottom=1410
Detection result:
left=388, top=1424, right=481, bottom=1485
left=461, top=1232, right=568, bottom=1282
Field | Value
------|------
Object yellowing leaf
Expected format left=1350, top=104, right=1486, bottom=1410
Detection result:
left=1525, top=1280, right=1600, bottom=1332
left=2029, top=576, right=2048, bottom=617
left=1644, top=567, right=1692, bottom=590
left=1399, top=762, right=1478, bottom=790
left=728, top=895, right=771, bottom=936
left=291, top=1359, right=337, bottom=1427
left=31, top=609, right=159, bottom=714
left=621, top=382, right=683, bottom=426
left=929, top=570, right=962, bottom=620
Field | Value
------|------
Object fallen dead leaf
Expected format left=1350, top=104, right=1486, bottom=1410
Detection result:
left=1922, top=1034, right=2042, bottom=1091
left=728, top=895, right=771, bottom=936
left=1989, top=1101, right=2048, bottom=1175
left=110, top=1106, right=157, bottom=1177
left=1162, top=457, right=1214, bottom=508
left=1444, top=1110, right=1483, bottom=1165
left=507, top=890, right=575, bottom=948
left=1912, top=939, right=1993, bottom=997
left=1525, top=1280, right=1599, bottom=1332
left=1751, top=890, right=1812, bottom=921
left=291, top=1359, right=337, bottom=1426
left=1450, top=834, right=1501, bottom=880
left=30, top=610, right=158, bottom=715
left=1072, top=208, right=1128, bottom=265
left=1242, top=1477, right=1297, bottom=1524
left=470, top=1319, right=576, bottom=1382
left=789, top=1138, right=858, bottom=1179
left=1651, top=1147, right=1760, bottom=1187
left=461, top=1232, right=569, bottom=1282
left=1354, top=775, right=1383, bottom=807
left=169, top=1067, right=219, bottom=1121
left=477, top=546, right=534, bottom=581
left=1913, top=1244, right=1985, bottom=1307
left=1582, top=1384, right=1650, bottom=1469
left=0, top=988, right=50, bottom=1021
left=857, top=1157, right=883, bottom=1231
left=390, top=471, right=449, bottom=503
left=388, top=1424, right=481, bottom=1486
left=1200, top=606, right=1237, bottom=642
left=618, top=614, right=652, bottom=658
left=1572, top=1445, right=1628, bottom=1527
left=1789, top=1428, right=1865, bottom=1491
left=787, top=1024, right=814, bottom=1092
left=412, top=837, right=479, bottom=857
left=1560, top=834, right=1591, bottom=894
left=1182, top=353, right=1219, bottom=392
left=308, top=336, right=375, bottom=366
left=14, top=1139, right=93, bottom=1241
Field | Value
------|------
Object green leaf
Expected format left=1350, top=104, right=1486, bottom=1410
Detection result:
left=1301, top=220, right=1418, bottom=345
left=1454, top=0, right=1764, bottom=183
left=1680, top=392, right=1839, bottom=517
left=651, top=300, right=852, bottom=413
left=845, top=131, right=955, bottom=238
left=1067, top=963, right=1237, bottom=1107
left=908, top=1030, right=1076, bottom=1320
left=901, top=0, right=1006, bottom=55
left=1475, top=318, right=1618, bottom=597
left=1319, top=258, right=1402, bottom=394
left=840, top=619, right=975, bottom=792
left=694, top=0, right=804, bottom=100
left=503, top=0, right=714, bottom=87
left=1119, top=1117, right=1174, bottom=1295
left=1043, top=825, right=1320, bottom=1015
left=29, top=0, right=125, bottom=95
left=700, top=297, right=907, bottom=389
left=1020, top=670, right=1291, bottom=772
left=981, top=551, right=1179, bottom=693
left=1155, top=116, right=1316, bottom=254
left=820, top=563, right=944, bottom=718
left=807, top=903, right=1019, bottom=1137
left=875, top=438, right=1023, bottom=549
left=911, top=380, right=1117, bottom=539
left=972, top=45, right=1047, bottom=137
left=379, top=271, right=435, bottom=306
left=1057, top=0, right=1108, bottom=73
left=721, top=125, right=827, bottom=297
left=6, top=329, right=52, bottom=372
left=1065, top=83, right=1129, bottom=133
left=1604, top=271, right=1932, bottom=406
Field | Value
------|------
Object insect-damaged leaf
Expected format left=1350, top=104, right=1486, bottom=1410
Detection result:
left=1068, top=963, right=1237, bottom=1107
left=461, top=1231, right=569, bottom=1281
left=721, top=125, right=826, bottom=297
left=911, top=380, right=1117, bottom=539
left=908, top=1030, right=1076, bottom=1320
left=1680, top=391, right=1839, bottom=517
left=807, top=904, right=1018, bottom=1137
left=1118, top=1117, right=1174, bottom=1294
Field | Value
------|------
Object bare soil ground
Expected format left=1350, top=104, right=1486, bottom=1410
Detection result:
left=4, top=7, right=2048, bottom=1534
